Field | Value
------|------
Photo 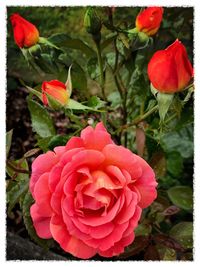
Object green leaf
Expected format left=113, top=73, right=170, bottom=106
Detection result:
left=71, top=63, right=87, bottom=91
left=66, top=99, right=103, bottom=112
left=157, top=246, right=176, bottom=260
left=160, top=123, right=193, bottom=159
left=167, top=151, right=183, bottom=177
left=87, top=96, right=106, bottom=109
left=6, top=158, right=29, bottom=182
left=7, top=179, right=29, bottom=214
left=116, top=35, right=129, bottom=58
left=22, top=191, right=53, bottom=249
left=57, top=59, right=87, bottom=92
left=66, top=99, right=91, bottom=110
left=106, top=52, right=116, bottom=69
left=27, top=98, right=56, bottom=138
left=101, top=33, right=117, bottom=51
left=107, top=91, right=121, bottom=108
left=150, top=152, right=167, bottom=180
left=6, top=129, right=13, bottom=158
left=150, top=84, right=174, bottom=121
left=48, top=33, right=95, bottom=57
left=170, top=222, right=193, bottom=249
left=48, top=135, right=68, bottom=150
left=87, top=57, right=99, bottom=80
left=167, top=186, right=193, bottom=211
left=135, top=223, right=152, bottom=237
left=35, top=135, right=53, bottom=152
left=162, top=248, right=176, bottom=260
left=157, top=93, right=174, bottom=121
left=26, top=86, right=42, bottom=101
left=34, top=53, right=59, bottom=74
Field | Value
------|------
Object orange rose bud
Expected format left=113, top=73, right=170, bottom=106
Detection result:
left=136, top=7, right=163, bottom=36
left=10, top=13, right=39, bottom=48
left=42, top=80, right=69, bottom=106
left=148, top=39, right=193, bottom=93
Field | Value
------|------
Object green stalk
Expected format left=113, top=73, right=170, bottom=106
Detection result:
left=120, top=105, right=158, bottom=131
left=134, top=105, right=158, bottom=124
left=95, top=41, right=106, bottom=100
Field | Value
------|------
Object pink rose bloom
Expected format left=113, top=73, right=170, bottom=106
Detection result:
left=30, top=122, right=157, bottom=259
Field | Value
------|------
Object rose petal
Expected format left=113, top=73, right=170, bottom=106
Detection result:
left=106, top=165, right=127, bottom=186
left=61, top=150, right=105, bottom=178
left=84, top=220, right=129, bottom=250
left=51, top=173, right=78, bottom=215
left=48, top=164, right=63, bottom=193
left=78, top=194, right=122, bottom=226
left=62, top=206, right=90, bottom=241
left=95, top=122, right=108, bottom=132
left=81, top=124, right=113, bottom=150
left=50, top=215, right=97, bottom=259
left=30, top=151, right=59, bottom=197
left=98, top=232, right=135, bottom=257
left=133, top=155, right=157, bottom=208
left=103, top=144, right=142, bottom=179
left=115, top=191, right=138, bottom=224
left=148, top=50, right=178, bottom=92
left=34, top=173, right=52, bottom=216
left=65, top=137, right=84, bottom=151
left=30, top=204, right=52, bottom=239
left=123, top=205, right=142, bottom=237
left=92, top=170, right=122, bottom=190
left=89, top=223, right=115, bottom=239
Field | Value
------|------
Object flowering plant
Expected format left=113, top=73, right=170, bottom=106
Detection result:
left=6, top=6, right=193, bottom=261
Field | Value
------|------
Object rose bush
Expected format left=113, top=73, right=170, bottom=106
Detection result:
left=6, top=6, right=193, bottom=261
left=10, top=13, right=39, bottom=48
left=148, top=39, right=193, bottom=93
left=30, top=122, right=157, bottom=259
left=42, top=80, right=69, bottom=106
left=135, top=7, right=163, bottom=36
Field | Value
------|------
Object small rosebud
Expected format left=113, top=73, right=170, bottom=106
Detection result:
left=84, top=7, right=102, bottom=35
left=136, top=7, right=163, bottom=36
left=42, top=80, right=69, bottom=106
left=10, top=13, right=39, bottom=48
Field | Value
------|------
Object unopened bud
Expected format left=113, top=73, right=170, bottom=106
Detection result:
left=84, top=7, right=102, bottom=35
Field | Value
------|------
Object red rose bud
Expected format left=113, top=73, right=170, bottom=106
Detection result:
left=10, top=13, right=39, bottom=48
left=136, top=7, right=163, bottom=36
left=42, top=80, right=69, bottom=106
left=148, top=39, right=193, bottom=93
